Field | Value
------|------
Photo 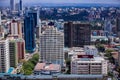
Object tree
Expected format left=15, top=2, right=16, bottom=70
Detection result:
left=96, top=44, right=105, bottom=52
left=104, top=49, right=115, bottom=64
left=65, top=59, right=71, bottom=74
left=22, top=54, right=39, bottom=75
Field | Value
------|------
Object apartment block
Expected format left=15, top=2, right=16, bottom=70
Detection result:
left=0, top=39, right=10, bottom=73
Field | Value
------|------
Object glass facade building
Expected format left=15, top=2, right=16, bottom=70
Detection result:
left=24, top=11, right=36, bottom=53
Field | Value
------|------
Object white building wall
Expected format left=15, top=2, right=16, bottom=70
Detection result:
left=0, top=39, right=10, bottom=73
left=71, top=57, right=107, bottom=75
left=40, top=27, right=64, bottom=66
left=102, top=60, right=108, bottom=75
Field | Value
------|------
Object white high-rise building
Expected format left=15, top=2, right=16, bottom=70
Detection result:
left=40, top=26, right=64, bottom=66
left=0, top=39, right=10, bottom=73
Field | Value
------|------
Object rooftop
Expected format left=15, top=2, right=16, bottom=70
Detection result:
left=34, top=63, right=61, bottom=71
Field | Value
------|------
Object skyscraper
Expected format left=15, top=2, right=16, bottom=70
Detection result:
left=0, top=39, right=10, bottom=73
left=27, top=10, right=40, bottom=38
left=64, top=22, right=91, bottom=47
left=24, top=12, right=36, bottom=53
left=19, top=0, right=22, bottom=11
left=28, top=10, right=39, bottom=28
left=10, top=0, right=15, bottom=11
left=40, top=26, right=64, bottom=66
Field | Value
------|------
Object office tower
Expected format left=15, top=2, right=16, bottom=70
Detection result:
left=16, top=38, right=25, bottom=60
left=19, top=0, right=22, bottom=11
left=28, top=10, right=40, bottom=38
left=64, top=22, right=91, bottom=47
left=24, top=12, right=36, bottom=53
left=9, top=39, right=18, bottom=68
left=104, top=20, right=112, bottom=36
left=10, top=0, right=15, bottom=11
left=40, top=26, right=64, bottom=66
left=71, top=55, right=107, bottom=75
left=0, top=39, right=10, bottom=73
left=0, top=11, right=1, bottom=25
left=9, top=20, right=22, bottom=38
left=15, top=3, right=19, bottom=11
left=28, top=10, right=39, bottom=28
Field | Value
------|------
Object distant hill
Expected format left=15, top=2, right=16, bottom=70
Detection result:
left=24, top=3, right=120, bottom=7
left=0, top=3, right=120, bottom=7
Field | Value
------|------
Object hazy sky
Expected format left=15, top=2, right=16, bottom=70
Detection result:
left=0, top=0, right=120, bottom=6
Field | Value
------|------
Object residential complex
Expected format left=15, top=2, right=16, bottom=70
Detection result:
left=9, top=39, right=18, bottom=67
left=0, top=39, right=10, bottom=73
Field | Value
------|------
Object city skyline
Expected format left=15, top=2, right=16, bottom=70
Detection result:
left=0, top=0, right=120, bottom=5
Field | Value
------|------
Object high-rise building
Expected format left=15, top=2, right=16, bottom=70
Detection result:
left=15, top=3, right=19, bottom=11
left=9, top=20, right=22, bottom=38
left=8, top=37, right=25, bottom=67
left=9, top=39, right=18, bottom=68
left=36, top=19, right=41, bottom=39
left=28, top=10, right=39, bottom=28
left=16, top=38, right=25, bottom=60
left=24, top=12, right=36, bottom=53
left=0, top=39, right=10, bottom=73
left=19, top=0, right=22, bottom=11
left=27, top=10, right=40, bottom=38
left=0, top=11, right=4, bottom=39
left=10, top=0, right=15, bottom=11
left=104, top=20, right=112, bottom=36
left=64, top=22, right=91, bottom=47
left=40, top=26, right=64, bottom=66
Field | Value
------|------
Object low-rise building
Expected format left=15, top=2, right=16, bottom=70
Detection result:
left=68, top=47, right=85, bottom=58
left=34, top=63, right=61, bottom=75
left=84, top=45, right=99, bottom=57
left=71, top=55, right=107, bottom=75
